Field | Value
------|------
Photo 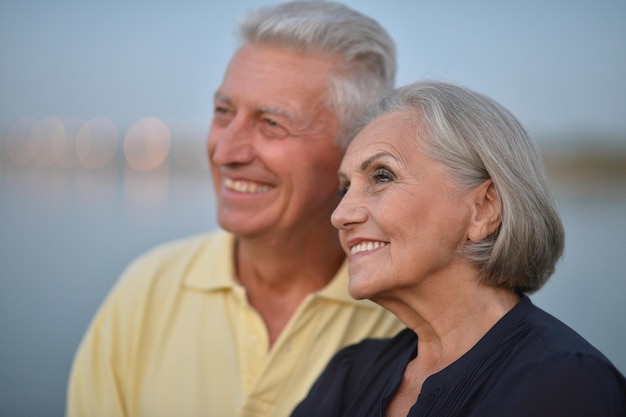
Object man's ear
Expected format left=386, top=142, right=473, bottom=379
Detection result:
left=467, top=179, right=501, bottom=242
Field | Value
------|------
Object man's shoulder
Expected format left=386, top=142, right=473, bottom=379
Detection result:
left=128, top=229, right=229, bottom=269
left=140, top=229, right=230, bottom=259
left=113, top=229, right=234, bottom=293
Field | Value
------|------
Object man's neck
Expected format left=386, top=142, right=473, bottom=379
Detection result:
left=234, top=229, right=345, bottom=347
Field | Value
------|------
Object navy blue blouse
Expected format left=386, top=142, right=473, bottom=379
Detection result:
left=291, top=296, right=626, bottom=417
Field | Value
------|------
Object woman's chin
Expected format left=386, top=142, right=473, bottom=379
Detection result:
left=348, top=281, right=376, bottom=300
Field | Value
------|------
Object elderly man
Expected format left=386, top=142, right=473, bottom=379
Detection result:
left=66, top=2, right=403, bottom=417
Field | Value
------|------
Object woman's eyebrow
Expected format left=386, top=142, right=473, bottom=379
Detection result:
left=337, top=151, right=397, bottom=180
left=360, top=152, right=397, bottom=171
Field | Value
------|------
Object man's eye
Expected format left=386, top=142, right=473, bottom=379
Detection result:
left=213, top=106, right=233, bottom=120
left=212, top=106, right=234, bottom=126
left=214, top=106, right=230, bottom=115
left=259, top=118, right=288, bottom=138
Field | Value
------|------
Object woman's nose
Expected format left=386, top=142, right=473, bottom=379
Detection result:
left=331, top=186, right=368, bottom=230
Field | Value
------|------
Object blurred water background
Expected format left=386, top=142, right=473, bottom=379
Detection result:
left=1, top=0, right=625, bottom=416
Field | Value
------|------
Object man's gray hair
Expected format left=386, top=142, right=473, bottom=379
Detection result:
left=238, top=0, right=396, bottom=149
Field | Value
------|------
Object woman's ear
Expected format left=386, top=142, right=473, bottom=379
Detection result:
left=467, top=179, right=501, bottom=242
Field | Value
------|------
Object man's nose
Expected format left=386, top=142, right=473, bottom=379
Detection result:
left=208, top=116, right=256, bottom=166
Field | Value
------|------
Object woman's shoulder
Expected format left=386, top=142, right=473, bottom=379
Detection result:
left=342, top=328, right=414, bottom=363
left=308, top=328, right=414, bottom=391
left=291, top=328, right=414, bottom=417
left=500, top=299, right=626, bottom=413
left=521, top=299, right=615, bottom=363
left=501, top=348, right=626, bottom=415
left=327, top=328, right=414, bottom=388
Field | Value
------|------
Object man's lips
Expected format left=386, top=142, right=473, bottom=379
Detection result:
left=224, top=178, right=272, bottom=193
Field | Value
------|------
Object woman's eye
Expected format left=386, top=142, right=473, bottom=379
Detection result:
left=372, top=168, right=394, bottom=184
left=337, top=184, right=349, bottom=197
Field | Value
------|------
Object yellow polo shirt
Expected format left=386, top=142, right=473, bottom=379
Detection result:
left=66, top=229, right=404, bottom=417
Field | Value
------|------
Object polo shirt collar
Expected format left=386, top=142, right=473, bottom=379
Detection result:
left=183, top=229, right=237, bottom=291
left=183, top=229, right=373, bottom=308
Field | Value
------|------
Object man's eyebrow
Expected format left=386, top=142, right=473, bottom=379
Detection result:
left=213, top=92, right=295, bottom=122
left=213, top=92, right=232, bottom=105
left=360, top=152, right=397, bottom=171
left=257, top=105, right=295, bottom=122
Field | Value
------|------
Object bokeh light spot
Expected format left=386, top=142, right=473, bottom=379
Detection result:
left=124, top=117, right=171, bottom=171
left=53, top=116, right=84, bottom=169
left=6, top=117, right=40, bottom=167
left=75, top=117, right=118, bottom=170
left=34, top=116, right=65, bottom=169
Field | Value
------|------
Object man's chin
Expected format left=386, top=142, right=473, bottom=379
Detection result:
left=217, top=216, right=267, bottom=238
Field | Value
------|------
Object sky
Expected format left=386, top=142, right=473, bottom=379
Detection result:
left=1, top=0, right=625, bottom=145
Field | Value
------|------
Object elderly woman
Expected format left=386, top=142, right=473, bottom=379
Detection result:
left=290, top=81, right=626, bottom=417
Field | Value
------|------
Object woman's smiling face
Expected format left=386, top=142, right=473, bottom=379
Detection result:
left=331, top=110, right=481, bottom=302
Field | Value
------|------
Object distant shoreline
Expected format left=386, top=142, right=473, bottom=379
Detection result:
left=1, top=129, right=625, bottom=197
left=540, top=143, right=626, bottom=195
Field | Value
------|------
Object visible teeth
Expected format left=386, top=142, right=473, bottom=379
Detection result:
left=350, top=241, right=387, bottom=255
left=224, top=178, right=270, bottom=193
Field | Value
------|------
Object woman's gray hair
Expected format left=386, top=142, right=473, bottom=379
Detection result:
left=238, top=0, right=396, bottom=150
left=366, top=80, right=564, bottom=293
